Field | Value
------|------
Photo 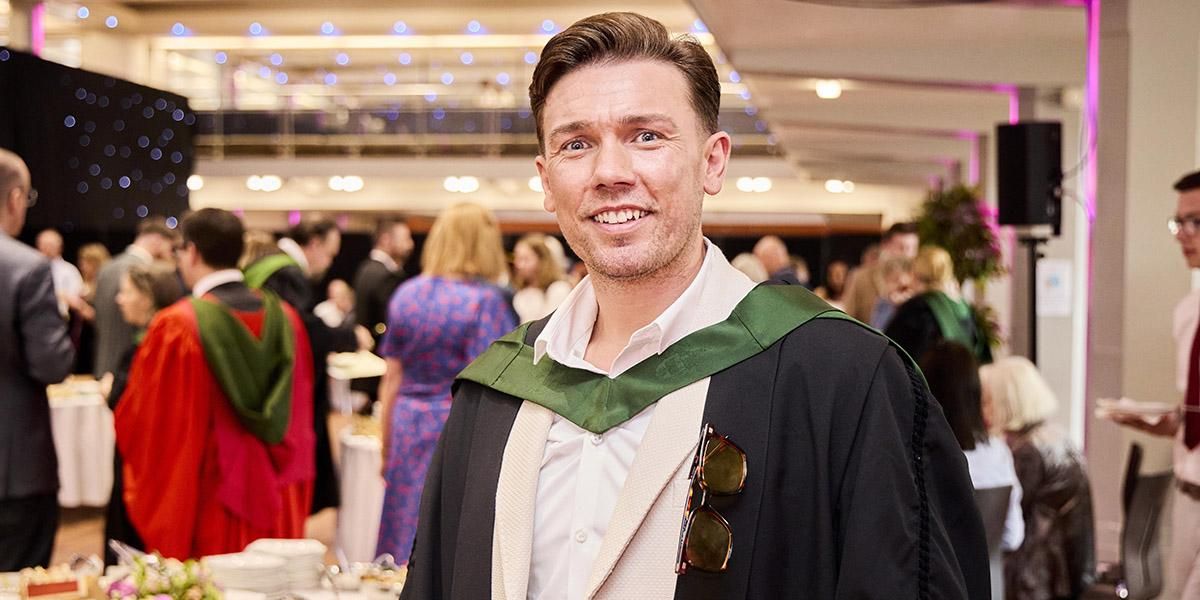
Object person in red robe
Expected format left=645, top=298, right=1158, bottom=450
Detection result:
left=115, top=208, right=315, bottom=558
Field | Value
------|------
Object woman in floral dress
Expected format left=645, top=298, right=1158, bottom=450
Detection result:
left=375, top=202, right=516, bottom=562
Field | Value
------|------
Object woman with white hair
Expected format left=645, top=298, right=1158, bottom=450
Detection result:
left=981, top=356, right=1096, bottom=600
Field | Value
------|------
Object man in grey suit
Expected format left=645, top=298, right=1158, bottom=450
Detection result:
left=0, top=148, right=74, bottom=568
left=92, top=218, right=176, bottom=378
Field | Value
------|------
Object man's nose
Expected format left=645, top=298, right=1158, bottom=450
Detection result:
left=590, top=140, right=635, bottom=188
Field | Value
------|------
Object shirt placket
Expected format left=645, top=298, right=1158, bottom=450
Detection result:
left=567, top=431, right=604, bottom=599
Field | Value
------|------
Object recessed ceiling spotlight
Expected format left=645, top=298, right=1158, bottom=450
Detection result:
left=815, top=79, right=842, bottom=100
left=392, top=21, right=408, bottom=34
left=841, top=180, right=855, bottom=193
left=825, top=179, right=846, bottom=193
left=269, top=53, right=283, bottom=66
left=320, top=21, right=337, bottom=35
left=336, top=52, right=350, bottom=66
left=104, top=15, right=118, bottom=29
left=460, top=52, right=474, bottom=65
left=736, top=177, right=754, bottom=193
left=524, top=51, right=539, bottom=65
left=248, top=22, right=265, bottom=36
left=541, top=19, right=557, bottom=33
left=76, top=6, right=89, bottom=19
left=751, top=177, right=772, bottom=193
left=466, top=20, right=483, bottom=34
left=398, top=53, right=412, bottom=65
left=186, top=175, right=204, bottom=191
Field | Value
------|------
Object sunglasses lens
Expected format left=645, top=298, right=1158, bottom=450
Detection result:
left=702, top=436, right=746, bottom=495
left=684, top=507, right=732, bottom=572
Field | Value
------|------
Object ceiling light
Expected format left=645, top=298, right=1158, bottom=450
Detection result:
left=398, top=53, right=411, bottom=65
left=815, top=79, right=842, bottom=100
left=328, top=176, right=344, bottom=191
left=841, top=180, right=855, bottom=192
left=528, top=176, right=543, bottom=193
left=248, top=22, right=265, bottom=36
left=458, top=176, right=479, bottom=193
left=751, top=177, right=772, bottom=193
left=443, top=176, right=461, bottom=193
left=524, top=51, right=538, bottom=65
left=76, top=6, right=89, bottom=19
left=496, top=72, right=511, bottom=86
left=105, top=16, right=118, bottom=29
left=729, top=70, right=741, bottom=83
left=171, top=23, right=187, bottom=36
left=541, top=20, right=557, bottom=33
left=320, top=22, right=337, bottom=35
left=274, top=72, right=288, bottom=85
left=825, top=179, right=845, bottom=193
left=269, top=53, right=283, bottom=66
left=466, top=20, right=483, bottom=34
left=341, top=176, right=364, bottom=192
left=186, top=175, right=204, bottom=191
left=336, top=52, right=350, bottom=66
left=323, top=73, right=337, bottom=85
left=440, top=72, right=454, bottom=85
left=383, top=73, right=397, bottom=86
left=735, top=177, right=754, bottom=193
left=460, top=52, right=474, bottom=65
left=214, top=51, right=227, bottom=64
left=392, top=21, right=408, bottom=34
left=259, top=175, right=282, bottom=192
left=246, top=175, right=262, bottom=191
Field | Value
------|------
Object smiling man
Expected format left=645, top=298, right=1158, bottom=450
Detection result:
left=400, top=12, right=987, bottom=600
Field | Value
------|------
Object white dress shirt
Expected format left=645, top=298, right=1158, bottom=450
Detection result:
left=192, top=269, right=245, bottom=298
left=526, top=239, right=756, bottom=600
left=369, top=248, right=400, bottom=273
left=1173, top=289, right=1200, bottom=483
left=963, top=436, right=1025, bottom=551
left=49, top=257, right=83, bottom=316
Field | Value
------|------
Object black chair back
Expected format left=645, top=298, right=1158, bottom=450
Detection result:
left=1121, top=467, right=1172, bottom=600
left=974, top=485, right=1012, bottom=600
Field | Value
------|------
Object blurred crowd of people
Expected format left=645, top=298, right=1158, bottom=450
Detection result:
left=1, top=140, right=1098, bottom=599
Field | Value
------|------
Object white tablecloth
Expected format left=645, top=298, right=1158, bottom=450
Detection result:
left=49, top=393, right=115, bottom=507
left=337, top=429, right=385, bottom=563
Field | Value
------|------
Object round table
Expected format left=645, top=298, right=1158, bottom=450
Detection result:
left=49, top=392, right=115, bottom=507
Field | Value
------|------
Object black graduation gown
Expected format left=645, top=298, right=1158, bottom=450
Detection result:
left=400, top=317, right=989, bottom=600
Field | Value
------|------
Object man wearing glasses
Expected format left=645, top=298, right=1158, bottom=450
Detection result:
left=401, top=13, right=987, bottom=599
left=0, top=148, right=74, bottom=568
left=1111, top=170, right=1200, bottom=596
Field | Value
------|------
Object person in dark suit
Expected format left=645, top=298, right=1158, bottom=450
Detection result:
left=354, top=218, right=413, bottom=347
left=351, top=218, right=413, bottom=405
left=0, top=148, right=74, bottom=569
left=92, top=218, right=177, bottom=378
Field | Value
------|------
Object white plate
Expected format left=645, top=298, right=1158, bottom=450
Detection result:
left=245, top=538, right=327, bottom=558
left=1096, top=397, right=1176, bottom=415
left=205, top=552, right=288, bottom=571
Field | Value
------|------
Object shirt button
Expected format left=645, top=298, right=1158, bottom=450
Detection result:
left=590, top=433, right=603, bottom=445
left=574, top=529, right=588, bottom=543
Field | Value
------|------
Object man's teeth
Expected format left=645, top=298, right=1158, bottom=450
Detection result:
left=593, top=209, right=646, bottom=224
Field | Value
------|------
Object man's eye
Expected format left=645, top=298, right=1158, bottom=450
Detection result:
left=636, top=131, right=660, bottom=142
left=563, top=140, right=587, bottom=151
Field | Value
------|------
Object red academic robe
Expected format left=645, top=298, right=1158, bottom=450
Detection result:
left=114, top=297, right=316, bottom=559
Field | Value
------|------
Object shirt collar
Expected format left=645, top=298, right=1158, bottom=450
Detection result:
left=192, top=269, right=245, bottom=298
left=370, top=248, right=400, bottom=273
left=127, top=244, right=154, bottom=264
left=533, top=238, right=756, bottom=377
left=276, top=237, right=310, bottom=275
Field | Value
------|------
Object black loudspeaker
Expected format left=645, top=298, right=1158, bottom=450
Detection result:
left=997, top=122, right=1062, bottom=234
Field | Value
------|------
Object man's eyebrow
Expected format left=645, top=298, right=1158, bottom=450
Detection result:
left=620, top=113, right=677, bottom=129
left=547, top=120, right=590, bottom=144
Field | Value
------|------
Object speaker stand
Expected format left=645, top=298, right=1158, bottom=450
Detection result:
left=1018, top=235, right=1049, bottom=365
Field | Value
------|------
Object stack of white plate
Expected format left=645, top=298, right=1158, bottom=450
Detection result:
left=244, top=538, right=327, bottom=590
left=204, top=553, right=287, bottom=594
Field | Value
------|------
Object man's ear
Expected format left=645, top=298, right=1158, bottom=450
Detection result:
left=535, top=154, right=555, bottom=213
left=701, top=131, right=732, bottom=196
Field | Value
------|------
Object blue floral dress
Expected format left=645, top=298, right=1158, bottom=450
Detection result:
left=375, top=275, right=516, bottom=562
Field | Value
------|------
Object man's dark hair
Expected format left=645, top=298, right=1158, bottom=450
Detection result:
left=137, top=216, right=180, bottom=241
left=919, top=340, right=987, bottom=451
left=181, top=208, right=244, bottom=269
left=529, top=12, right=720, bottom=152
left=1174, top=170, right=1200, bottom=193
left=374, top=217, right=409, bottom=245
left=290, top=217, right=338, bottom=246
left=883, top=221, right=918, bottom=242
